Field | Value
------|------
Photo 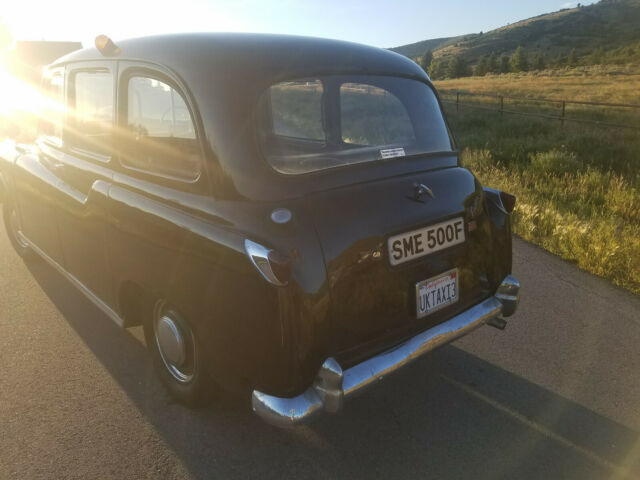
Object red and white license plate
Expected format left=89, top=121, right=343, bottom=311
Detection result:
left=415, top=269, right=459, bottom=318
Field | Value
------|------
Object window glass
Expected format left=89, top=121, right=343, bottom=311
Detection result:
left=71, top=70, right=113, bottom=155
left=122, top=76, right=199, bottom=180
left=340, top=83, right=415, bottom=146
left=40, top=69, right=64, bottom=144
left=269, top=80, right=324, bottom=141
left=127, top=77, right=195, bottom=140
left=257, top=75, right=452, bottom=175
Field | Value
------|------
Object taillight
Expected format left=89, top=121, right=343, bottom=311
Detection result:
left=245, top=239, right=291, bottom=286
left=500, top=191, right=516, bottom=213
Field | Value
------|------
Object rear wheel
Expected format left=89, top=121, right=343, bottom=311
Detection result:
left=144, top=300, right=213, bottom=406
left=3, top=200, right=33, bottom=259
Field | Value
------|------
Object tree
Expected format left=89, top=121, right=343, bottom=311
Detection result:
left=510, top=46, right=529, bottom=72
left=447, top=55, right=466, bottom=78
left=499, top=54, right=511, bottom=74
left=567, top=48, right=578, bottom=67
left=532, top=53, right=545, bottom=71
left=474, top=55, right=489, bottom=76
left=590, top=47, right=604, bottom=65
left=487, top=52, right=499, bottom=74
left=554, top=53, right=566, bottom=67
left=427, top=59, right=445, bottom=80
left=418, top=49, right=433, bottom=72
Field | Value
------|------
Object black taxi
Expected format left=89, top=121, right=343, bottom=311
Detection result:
left=0, top=33, right=520, bottom=427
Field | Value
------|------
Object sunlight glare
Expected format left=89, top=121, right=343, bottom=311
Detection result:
left=0, top=68, right=48, bottom=115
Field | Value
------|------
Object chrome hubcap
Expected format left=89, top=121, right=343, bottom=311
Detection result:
left=9, top=206, right=29, bottom=249
left=156, top=315, right=186, bottom=366
left=154, top=308, right=196, bottom=383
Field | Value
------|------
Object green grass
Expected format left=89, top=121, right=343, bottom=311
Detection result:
left=447, top=107, right=640, bottom=294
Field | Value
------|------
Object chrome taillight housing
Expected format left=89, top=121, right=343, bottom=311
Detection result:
left=244, top=239, right=291, bottom=286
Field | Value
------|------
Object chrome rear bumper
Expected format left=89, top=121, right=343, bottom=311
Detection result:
left=252, top=275, right=520, bottom=428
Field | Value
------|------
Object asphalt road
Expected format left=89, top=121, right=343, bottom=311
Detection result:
left=1, top=227, right=639, bottom=480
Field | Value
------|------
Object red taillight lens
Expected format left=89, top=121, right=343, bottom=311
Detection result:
left=267, top=249, right=291, bottom=285
left=500, top=191, right=516, bottom=213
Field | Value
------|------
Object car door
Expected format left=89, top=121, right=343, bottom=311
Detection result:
left=105, top=64, right=206, bottom=303
left=52, top=61, right=117, bottom=306
left=12, top=68, right=65, bottom=265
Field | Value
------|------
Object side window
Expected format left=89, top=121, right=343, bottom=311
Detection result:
left=268, top=80, right=324, bottom=141
left=69, top=70, right=114, bottom=156
left=340, top=83, right=415, bottom=146
left=122, top=75, right=199, bottom=180
left=40, top=69, right=64, bottom=145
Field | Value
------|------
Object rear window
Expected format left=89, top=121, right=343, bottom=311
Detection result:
left=256, top=75, right=452, bottom=174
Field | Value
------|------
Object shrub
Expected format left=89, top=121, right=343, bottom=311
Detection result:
left=529, top=149, right=583, bottom=175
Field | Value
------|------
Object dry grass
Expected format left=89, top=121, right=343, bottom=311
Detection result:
left=464, top=149, right=640, bottom=294
left=434, top=65, right=640, bottom=104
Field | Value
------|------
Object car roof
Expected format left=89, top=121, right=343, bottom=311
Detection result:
left=52, top=32, right=425, bottom=80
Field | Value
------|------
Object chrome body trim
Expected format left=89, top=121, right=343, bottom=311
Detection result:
left=18, top=232, right=125, bottom=327
left=252, top=275, right=520, bottom=428
left=244, top=238, right=288, bottom=286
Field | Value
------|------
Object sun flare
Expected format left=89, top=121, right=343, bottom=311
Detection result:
left=0, top=68, right=48, bottom=115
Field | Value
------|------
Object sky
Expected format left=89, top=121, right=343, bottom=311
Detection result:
left=1, top=0, right=599, bottom=49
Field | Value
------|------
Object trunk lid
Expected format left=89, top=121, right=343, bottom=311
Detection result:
left=309, top=166, right=494, bottom=364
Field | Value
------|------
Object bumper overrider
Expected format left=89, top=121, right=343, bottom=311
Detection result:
left=252, top=275, right=520, bottom=428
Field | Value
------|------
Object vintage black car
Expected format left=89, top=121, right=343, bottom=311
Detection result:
left=0, top=33, right=520, bottom=428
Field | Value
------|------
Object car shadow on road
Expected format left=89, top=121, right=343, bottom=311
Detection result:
left=27, top=258, right=640, bottom=480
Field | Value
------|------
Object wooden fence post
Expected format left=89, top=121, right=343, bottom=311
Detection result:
left=456, top=92, right=459, bottom=112
left=500, top=96, right=504, bottom=115
left=561, top=101, right=566, bottom=127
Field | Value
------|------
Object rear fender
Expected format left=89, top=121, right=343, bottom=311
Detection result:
left=482, top=187, right=510, bottom=228
left=482, top=186, right=513, bottom=278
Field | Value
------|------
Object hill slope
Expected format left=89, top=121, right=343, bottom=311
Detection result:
left=390, top=36, right=460, bottom=58
left=392, top=0, right=640, bottom=68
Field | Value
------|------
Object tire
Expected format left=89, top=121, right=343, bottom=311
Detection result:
left=143, top=300, right=214, bottom=407
left=3, top=200, right=33, bottom=259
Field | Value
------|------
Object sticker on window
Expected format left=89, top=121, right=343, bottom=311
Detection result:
left=380, top=147, right=406, bottom=159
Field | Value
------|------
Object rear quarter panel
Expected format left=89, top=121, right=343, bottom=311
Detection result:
left=105, top=176, right=330, bottom=396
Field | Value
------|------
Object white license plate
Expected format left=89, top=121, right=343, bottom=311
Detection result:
left=416, top=269, right=459, bottom=318
left=388, top=217, right=465, bottom=266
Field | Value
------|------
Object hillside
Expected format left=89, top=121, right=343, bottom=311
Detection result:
left=392, top=0, right=640, bottom=74
left=390, top=36, right=460, bottom=58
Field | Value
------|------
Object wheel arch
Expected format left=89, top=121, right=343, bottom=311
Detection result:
left=117, top=280, right=155, bottom=328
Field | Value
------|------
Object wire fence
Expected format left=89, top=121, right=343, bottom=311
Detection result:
left=438, top=89, right=640, bottom=131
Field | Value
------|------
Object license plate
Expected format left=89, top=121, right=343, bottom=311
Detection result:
left=416, top=269, right=459, bottom=318
left=388, top=217, right=465, bottom=266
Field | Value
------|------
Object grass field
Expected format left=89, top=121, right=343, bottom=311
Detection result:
left=435, top=70, right=640, bottom=294
left=434, top=65, right=640, bottom=104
